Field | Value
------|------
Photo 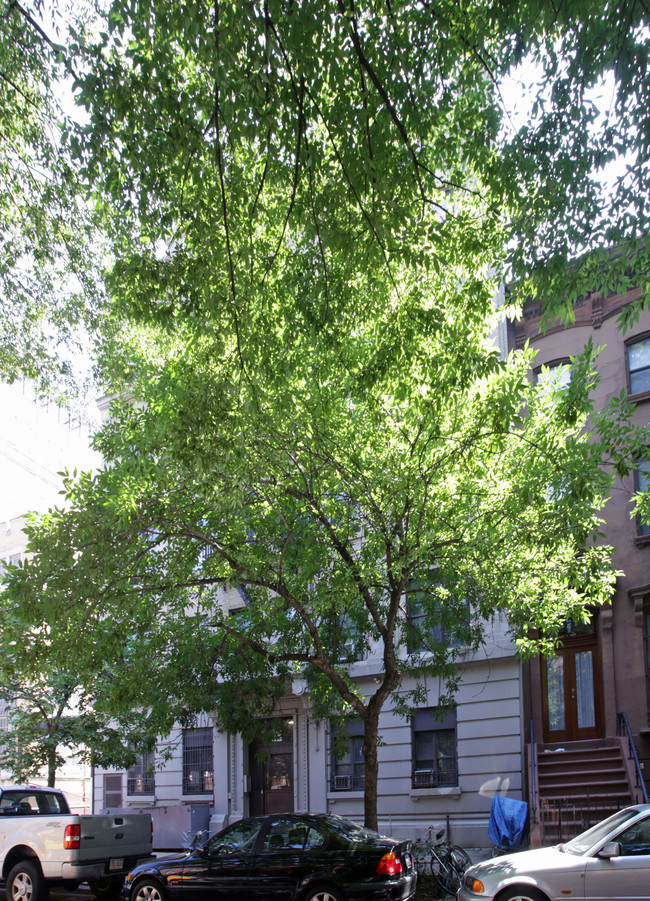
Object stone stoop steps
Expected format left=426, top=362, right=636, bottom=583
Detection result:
left=533, top=738, right=637, bottom=844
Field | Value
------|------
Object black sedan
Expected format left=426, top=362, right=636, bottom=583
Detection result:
left=123, top=813, right=417, bottom=901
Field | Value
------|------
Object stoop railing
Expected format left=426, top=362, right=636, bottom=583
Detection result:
left=539, top=793, right=631, bottom=844
left=617, top=711, right=649, bottom=803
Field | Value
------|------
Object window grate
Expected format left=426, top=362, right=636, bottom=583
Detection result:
left=127, top=751, right=155, bottom=795
left=183, top=727, right=214, bottom=794
left=104, top=774, right=122, bottom=809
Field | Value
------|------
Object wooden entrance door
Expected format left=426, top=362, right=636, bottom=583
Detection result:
left=249, top=717, right=294, bottom=816
left=542, top=633, right=604, bottom=742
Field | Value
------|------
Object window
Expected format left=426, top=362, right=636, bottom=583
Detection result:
left=330, top=720, right=365, bottom=791
left=613, top=815, right=650, bottom=856
left=333, top=611, right=366, bottom=663
left=535, top=360, right=572, bottom=393
left=260, top=817, right=325, bottom=851
left=103, top=774, right=123, bottom=809
left=0, top=791, right=67, bottom=814
left=205, top=819, right=262, bottom=857
left=405, top=579, right=465, bottom=653
left=411, top=708, right=458, bottom=788
left=263, top=819, right=297, bottom=851
left=0, top=697, right=12, bottom=732
left=127, top=751, right=155, bottom=795
left=183, top=727, right=214, bottom=794
left=635, top=454, right=650, bottom=536
left=627, top=335, right=650, bottom=395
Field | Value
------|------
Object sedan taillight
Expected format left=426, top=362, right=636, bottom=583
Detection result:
left=376, top=851, right=403, bottom=875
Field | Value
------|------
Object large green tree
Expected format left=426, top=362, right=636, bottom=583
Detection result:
left=66, top=0, right=650, bottom=358
left=6, top=320, right=649, bottom=827
left=2, top=0, right=650, bottom=820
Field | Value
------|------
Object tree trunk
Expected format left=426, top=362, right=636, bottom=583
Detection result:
left=362, top=708, right=380, bottom=830
left=47, top=749, right=56, bottom=787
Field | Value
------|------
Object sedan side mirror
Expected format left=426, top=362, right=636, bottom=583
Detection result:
left=598, top=842, right=622, bottom=859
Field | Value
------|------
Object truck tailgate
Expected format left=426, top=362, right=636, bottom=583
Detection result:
left=78, top=814, right=152, bottom=860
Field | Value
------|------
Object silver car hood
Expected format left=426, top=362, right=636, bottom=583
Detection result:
left=467, top=844, right=584, bottom=892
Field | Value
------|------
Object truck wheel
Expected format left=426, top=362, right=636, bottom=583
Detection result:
left=89, top=876, right=125, bottom=899
left=7, top=861, right=49, bottom=901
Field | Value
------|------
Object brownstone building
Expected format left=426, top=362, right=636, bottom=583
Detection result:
left=513, top=279, right=650, bottom=844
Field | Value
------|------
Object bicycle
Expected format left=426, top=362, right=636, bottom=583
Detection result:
left=411, top=825, right=472, bottom=896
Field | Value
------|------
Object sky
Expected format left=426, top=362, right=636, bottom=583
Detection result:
left=0, top=380, right=101, bottom=524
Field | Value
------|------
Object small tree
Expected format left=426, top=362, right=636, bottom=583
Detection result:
left=0, top=675, right=87, bottom=788
left=0, top=580, right=164, bottom=785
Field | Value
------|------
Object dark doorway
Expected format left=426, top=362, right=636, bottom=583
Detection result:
left=249, top=717, right=294, bottom=816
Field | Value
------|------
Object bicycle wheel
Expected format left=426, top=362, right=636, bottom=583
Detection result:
left=449, top=845, right=472, bottom=875
left=411, top=841, right=431, bottom=874
left=430, top=850, right=461, bottom=896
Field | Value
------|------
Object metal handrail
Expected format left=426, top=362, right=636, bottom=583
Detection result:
left=530, top=718, right=538, bottom=823
left=617, top=711, right=649, bottom=803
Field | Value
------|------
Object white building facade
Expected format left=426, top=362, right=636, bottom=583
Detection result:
left=93, top=590, right=523, bottom=850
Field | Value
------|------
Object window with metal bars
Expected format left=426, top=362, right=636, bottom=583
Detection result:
left=329, top=720, right=365, bottom=791
left=0, top=697, right=11, bottom=732
left=182, top=727, right=214, bottom=794
left=103, top=774, right=123, bottom=809
left=127, top=751, right=155, bottom=795
left=411, top=708, right=458, bottom=788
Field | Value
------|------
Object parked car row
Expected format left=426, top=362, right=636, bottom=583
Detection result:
left=0, top=791, right=416, bottom=901
left=8, top=782, right=650, bottom=901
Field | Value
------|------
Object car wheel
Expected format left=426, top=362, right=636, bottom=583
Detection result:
left=301, top=884, right=343, bottom=901
left=89, top=876, right=126, bottom=899
left=132, top=879, right=167, bottom=901
left=497, top=888, right=548, bottom=901
left=7, top=861, right=50, bottom=901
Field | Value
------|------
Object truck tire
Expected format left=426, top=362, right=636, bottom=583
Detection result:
left=89, top=876, right=126, bottom=900
left=7, top=861, right=50, bottom=901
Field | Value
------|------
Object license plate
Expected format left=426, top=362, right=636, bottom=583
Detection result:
left=404, top=853, right=412, bottom=869
left=109, top=859, right=123, bottom=871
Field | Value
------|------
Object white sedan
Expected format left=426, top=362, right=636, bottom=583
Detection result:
left=458, top=804, right=650, bottom=901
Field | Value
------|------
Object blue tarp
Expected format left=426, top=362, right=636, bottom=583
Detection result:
left=488, top=795, right=529, bottom=849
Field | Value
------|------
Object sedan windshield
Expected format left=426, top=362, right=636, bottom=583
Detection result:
left=564, top=808, right=643, bottom=854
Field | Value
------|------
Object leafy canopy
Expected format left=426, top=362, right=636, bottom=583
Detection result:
left=2, top=0, right=650, bottom=824
left=6, top=311, right=649, bottom=823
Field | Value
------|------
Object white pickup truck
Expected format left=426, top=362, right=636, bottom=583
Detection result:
left=0, top=785, right=153, bottom=901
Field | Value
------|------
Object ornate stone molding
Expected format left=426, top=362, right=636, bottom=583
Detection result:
left=627, top=583, right=650, bottom=630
